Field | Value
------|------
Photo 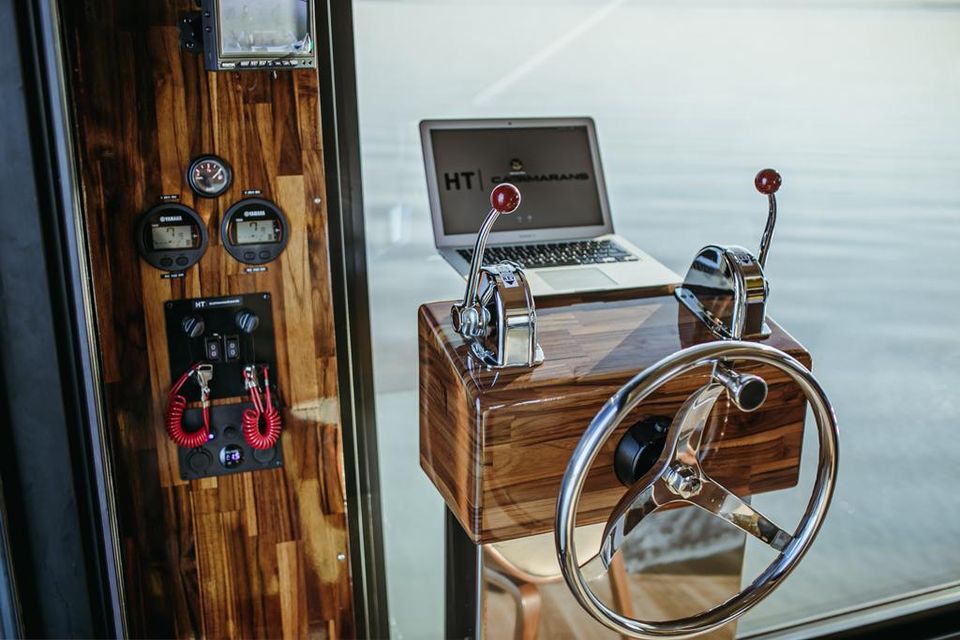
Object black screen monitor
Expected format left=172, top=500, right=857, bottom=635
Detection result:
left=201, top=0, right=316, bottom=71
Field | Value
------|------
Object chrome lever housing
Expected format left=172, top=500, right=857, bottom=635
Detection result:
left=451, top=183, right=544, bottom=369
left=675, top=168, right=782, bottom=340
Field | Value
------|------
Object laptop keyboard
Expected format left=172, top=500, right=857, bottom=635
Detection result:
left=456, top=239, right=639, bottom=269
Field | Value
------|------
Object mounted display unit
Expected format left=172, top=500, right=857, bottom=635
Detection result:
left=200, top=0, right=316, bottom=71
left=221, top=197, right=290, bottom=264
left=135, top=203, right=208, bottom=271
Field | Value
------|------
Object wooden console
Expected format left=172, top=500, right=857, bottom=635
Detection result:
left=420, top=288, right=810, bottom=544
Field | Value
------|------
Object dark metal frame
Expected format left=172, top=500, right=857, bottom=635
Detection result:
left=445, top=509, right=482, bottom=639
left=315, top=1, right=390, bottom=637
left=0, top=0, right=123, bottom=636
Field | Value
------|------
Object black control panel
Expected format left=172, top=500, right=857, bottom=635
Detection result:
left=164, top=292, right=277, bottom=401
left=136, top=203, right=208, bottom=271
left=177, top=403, right=284, bottom=481
left=221, top=198, right=289, bottom=265
left=164, top=292, right=282, bottom=481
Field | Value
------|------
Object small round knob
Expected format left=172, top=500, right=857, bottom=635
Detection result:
left=235, top=308, right=260, bottom=334
left=490, top=183, right=521, bottom=214
left=187, top=449, right=212, bottom=474
left=755, top=168, right=782, bottom=195
left=181, top=314, right=206, bottom=338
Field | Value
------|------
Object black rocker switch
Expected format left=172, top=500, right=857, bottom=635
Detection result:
left=224, top=335, right=241, bottom=362
left=235, top=308, right=260, bottom=334
left=204, top=336, right=222, bottom=361
left=182, top=314, right=206, bottom=338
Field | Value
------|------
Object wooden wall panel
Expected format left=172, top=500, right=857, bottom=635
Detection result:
left=62, top=1, right=354, bottom=636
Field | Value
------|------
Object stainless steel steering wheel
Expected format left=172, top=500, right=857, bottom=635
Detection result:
left=555, top=341, right=839, bottom=639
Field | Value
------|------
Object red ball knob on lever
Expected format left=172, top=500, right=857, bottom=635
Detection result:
left=491, top=183, right=522, bottom=214
left=754, top=168, right=781, bottom=269
left=755, top=168, right=782, bottom=195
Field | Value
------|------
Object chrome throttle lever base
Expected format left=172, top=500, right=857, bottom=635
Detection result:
left=675, top=168, right=782, bottom=340
left=451, top=183, right=544, bottom=368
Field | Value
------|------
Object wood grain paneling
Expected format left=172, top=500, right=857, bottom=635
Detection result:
left=420, top=293, right=810, bottom=544
left=62, top=1, right=353, bottom=636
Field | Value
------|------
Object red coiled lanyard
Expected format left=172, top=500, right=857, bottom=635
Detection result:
left=241, top=364, right=282, bottom=450
left=165, top=363, right=213, bottom=448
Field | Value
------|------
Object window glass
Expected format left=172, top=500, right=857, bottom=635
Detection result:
left=354, top=1, right=960, bottom=637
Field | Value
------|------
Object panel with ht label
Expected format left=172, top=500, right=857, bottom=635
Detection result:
left=164, top=292, right=283, bottom=480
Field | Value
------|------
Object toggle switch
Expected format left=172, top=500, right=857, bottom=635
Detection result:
left=224, top=335, right=241, bottom=362
left=204, top=336, right=222, bottom=361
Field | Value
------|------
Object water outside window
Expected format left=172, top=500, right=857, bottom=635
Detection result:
left=353, top=1, right=960, bottom=637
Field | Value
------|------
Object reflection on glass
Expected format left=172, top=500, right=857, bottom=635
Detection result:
left=354, top=1, right=960, bottom=638
left=483, top=509, right=745, bottom=639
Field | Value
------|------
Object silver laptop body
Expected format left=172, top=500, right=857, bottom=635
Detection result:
left=420, top=117, right=678, bottom=296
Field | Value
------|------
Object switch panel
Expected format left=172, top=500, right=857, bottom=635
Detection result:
left=164, top=292, right=277, bottom=401
left=176, top=403, right=283, bottom=481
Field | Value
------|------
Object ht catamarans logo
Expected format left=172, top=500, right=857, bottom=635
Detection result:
left=442, top=157, right=590, bottom=191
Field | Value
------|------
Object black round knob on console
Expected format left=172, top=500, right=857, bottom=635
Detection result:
left=235, top=308, right=260, bottom=334
left=187, top=449, right=212, bottom=474
left=614, top=415, right=671, bottom=486
left=181, top=314, right=206, bottom=338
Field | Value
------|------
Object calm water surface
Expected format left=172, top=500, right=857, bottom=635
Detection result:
left=354, top=1, right=960, bottom=636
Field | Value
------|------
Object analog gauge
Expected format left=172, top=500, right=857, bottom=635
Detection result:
left=187, top=155, right=233, bottom=198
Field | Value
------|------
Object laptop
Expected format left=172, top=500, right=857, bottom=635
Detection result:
left=420, top=117, right=679, bottom=296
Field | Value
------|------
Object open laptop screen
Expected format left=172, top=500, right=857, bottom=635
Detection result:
left=430, top=125, right=604, bottom=236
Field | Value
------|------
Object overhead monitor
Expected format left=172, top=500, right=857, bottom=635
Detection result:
left=201, top=0, right=316, bottom=71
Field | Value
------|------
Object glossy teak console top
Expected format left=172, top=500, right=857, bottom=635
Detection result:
left=419, top=288, right=810, bottom=544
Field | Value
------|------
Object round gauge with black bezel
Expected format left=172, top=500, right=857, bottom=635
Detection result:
left=186, top=155, right=233, bottom=198
left=136, top=203, right=208, bottom=271
left=221, top=198, right=290, bottom=265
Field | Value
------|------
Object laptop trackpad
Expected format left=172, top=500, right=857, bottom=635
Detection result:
left=538, top=267, right=617, bottom=290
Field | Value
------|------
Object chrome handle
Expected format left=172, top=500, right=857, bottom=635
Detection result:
left=555, top=341, right=839, bottom=639
left=453, top=183, right=521, bottom=336
left=755, top=168, right=781, bottom=270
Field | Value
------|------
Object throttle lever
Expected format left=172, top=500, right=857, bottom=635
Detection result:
left=451, top=183, right=544, bottom=368
left=755, top=168, right=781, bottom=269
left=675, top=168, right=783, bottom=339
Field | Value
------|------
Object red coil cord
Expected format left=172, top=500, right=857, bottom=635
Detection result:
left=242, top=365, right=282, bottom=450
left=165, top=364, right=211, bottom=448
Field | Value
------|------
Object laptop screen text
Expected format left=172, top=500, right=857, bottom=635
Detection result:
left=431, top=126, right=605, bottom=236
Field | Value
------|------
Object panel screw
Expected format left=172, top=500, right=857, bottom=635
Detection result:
left=336, top=553, right=346, bottom=562
left=313, top=197, right=322, bottom=205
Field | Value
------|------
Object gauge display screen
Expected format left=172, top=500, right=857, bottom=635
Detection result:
left=235, top=219, right=278, bottom=244
left=151, top=225, right=196, bottom=250
left=218, top=0, right=311, bottom=56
